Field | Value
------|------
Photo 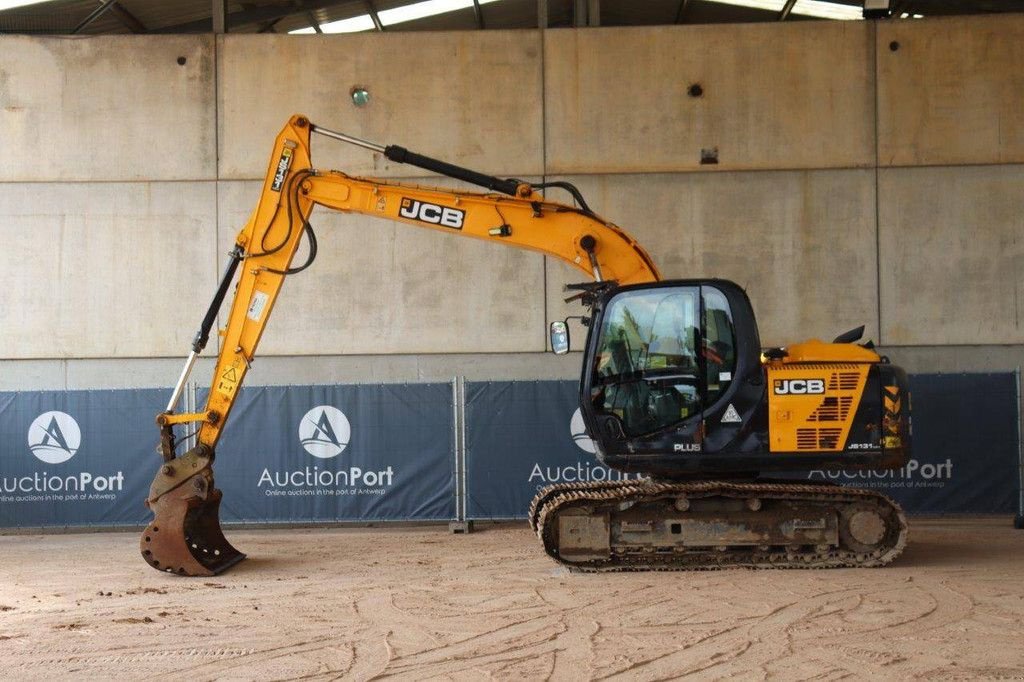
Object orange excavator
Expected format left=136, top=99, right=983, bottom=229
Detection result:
left=142, top=115, right=910, bottom=575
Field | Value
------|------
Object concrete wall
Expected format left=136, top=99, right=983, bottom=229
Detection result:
left=545, top=170, right=879, bottom=350
left=876, top=16, right=1024, bottom=167
left=0, top=182, right=216, bottom=358
left=879, top=164, right=1024, bottom=346
left=0, top=36, right=215, bottom=181
left=217, top=32, right=544, bottom=179
left=544, top=22, right=875, bottom=173
left=1, top=14, right=1022, bottom=391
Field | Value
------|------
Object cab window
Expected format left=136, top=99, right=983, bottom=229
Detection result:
left=702, top=286, right=736, bottom=406
left=591, top=287, right=701, bottom=437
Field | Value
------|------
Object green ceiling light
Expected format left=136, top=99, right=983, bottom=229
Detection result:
left=350, top=87, right=370, bottom=107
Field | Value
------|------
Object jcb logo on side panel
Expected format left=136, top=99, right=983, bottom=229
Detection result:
left=399, top=198, right=465, bottom=229
left=773, top=379, right=826, bottom=395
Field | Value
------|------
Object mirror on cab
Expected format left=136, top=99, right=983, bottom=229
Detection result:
left=549, top=321, right=570, bottom=355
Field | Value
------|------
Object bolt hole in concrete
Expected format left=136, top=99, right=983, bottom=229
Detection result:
left=177, top=56, right=187, bottom=65
left=889, top=41, right=900, bottom=51
left=700, top=147, right=719, bottom=165
left=688, top=83, right=703, bottom=98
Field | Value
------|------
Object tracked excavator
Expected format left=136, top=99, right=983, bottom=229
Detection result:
left=143, top=115, right=911, bottom=576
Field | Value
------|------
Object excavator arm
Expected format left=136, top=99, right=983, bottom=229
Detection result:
left=141, top=114, right=659, bottom=576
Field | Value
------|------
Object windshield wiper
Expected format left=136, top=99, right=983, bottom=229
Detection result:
left=596, top=368, right=698, bottom=386
left=641, top=371, right=698, bottom=384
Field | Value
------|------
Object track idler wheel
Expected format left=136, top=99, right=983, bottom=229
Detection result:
left=141, top=468, right=245, bottom=576
left=839, top=501, right=899, bottom=555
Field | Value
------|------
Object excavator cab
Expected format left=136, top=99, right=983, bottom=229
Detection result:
left=574, top=279, right=765, bottom=478
left=573, top=279, right=912, bottom=479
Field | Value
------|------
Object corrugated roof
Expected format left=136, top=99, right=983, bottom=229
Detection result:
left=1, top=0, right=1022, bottom=34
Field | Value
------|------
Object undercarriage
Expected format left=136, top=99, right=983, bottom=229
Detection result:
left=530, top=479, right=908, bottom=571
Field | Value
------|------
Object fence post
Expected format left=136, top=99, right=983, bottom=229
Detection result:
left=1015, top=368, right=1023, bottom=529
left=449, top=376, right=473, bottom=533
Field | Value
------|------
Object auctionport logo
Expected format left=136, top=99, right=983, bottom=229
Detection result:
left=28, top=411, right=80, bottom=464
left=808, top=458, right=953, bottom=489
left=299, top=405, right=350, bottom=459
left=570, top=408, right=596, bottom=454
left=0, top=411, right=124, bottom=502
left=258, top=404, right=395, bottom=496
left=526, top=408, right=637, bottom=488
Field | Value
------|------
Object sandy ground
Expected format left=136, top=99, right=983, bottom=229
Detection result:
left=1, top=518, right=1023, bottom=680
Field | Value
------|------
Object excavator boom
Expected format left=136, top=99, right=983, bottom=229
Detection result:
left=142, top=115, right=659, bottom=575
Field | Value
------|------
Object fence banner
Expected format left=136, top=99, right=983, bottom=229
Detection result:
left=208, top=383, right=455, bottom=523
left=800, top=373, right=1019, bottom=514
left=464, top=381, right=642, bottom=519
left=0, top=389, right=164, bottom=528
left=0, top=373, right=1017, bottom=529
left=465, top=374, right=1020, bottom=518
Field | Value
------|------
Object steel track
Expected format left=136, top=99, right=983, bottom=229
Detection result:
left=530, top=479, right=908, bottom=571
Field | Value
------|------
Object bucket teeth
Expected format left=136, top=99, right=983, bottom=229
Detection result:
left=140, top=470, right=245, bottom=576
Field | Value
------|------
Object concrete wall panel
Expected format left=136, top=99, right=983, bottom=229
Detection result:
left=218, top=32, right=543, bottom=180
left=881, top=347, right=1024, bottom=375
left=217, top=180, right=547, bottom=355
left=0, top=182, right=217, bottom=358
left=877, top=15, right=1024, bottom=167
left=545, top=170, right=878, bottom=349
left=544, top=23, right=875, bottom=174
left=0, top=352, right=582, bottom=390
left=0, top=360, right=69, bottom=390
left=6, top=348, right=1024, bottom=391
left=0, top=36, right=215, bottom=182
left=879, top=165, right=1024, bottom=345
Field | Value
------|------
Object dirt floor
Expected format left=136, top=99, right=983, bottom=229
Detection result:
left=1, top=518, right=1023, bottom=680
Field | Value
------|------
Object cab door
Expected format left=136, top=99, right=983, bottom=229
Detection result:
left=697, top=283, right=766, bottom=458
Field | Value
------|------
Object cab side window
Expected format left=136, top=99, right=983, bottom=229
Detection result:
left=703, top=287, right=737, bottom=406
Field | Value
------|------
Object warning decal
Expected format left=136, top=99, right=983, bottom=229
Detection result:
left=721, top=404, right=742, bottom=423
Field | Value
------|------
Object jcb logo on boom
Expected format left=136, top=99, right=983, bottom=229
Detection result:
left=399, top=198, right=465, bottom=229
left=773, top=379, right=826, bottom=395
left=271, top=148, right=293, bottom=192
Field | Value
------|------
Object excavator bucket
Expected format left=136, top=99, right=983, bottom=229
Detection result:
left=140, top=467, right=244, bottom=576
